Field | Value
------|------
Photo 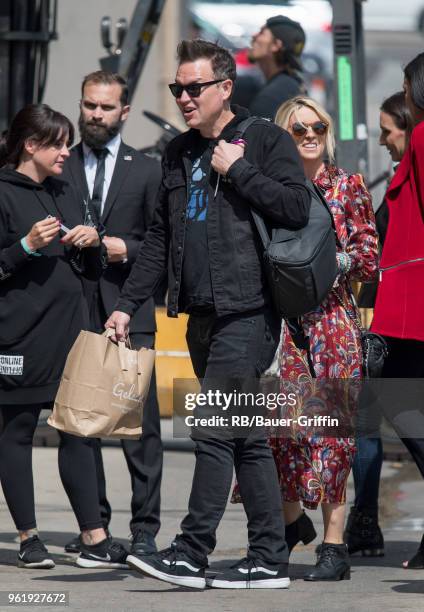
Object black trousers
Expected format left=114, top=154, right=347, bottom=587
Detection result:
left=352, top=336, right=424, bottom=511
left=90, top=292, right=162, bottom=536
left=0, top=403, right=103, bottom=531
left=178, top=307, right=288, bottom=566
left=382, top=336, right=424, bottom=478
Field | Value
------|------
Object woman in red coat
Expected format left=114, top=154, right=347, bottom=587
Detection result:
left=372, top=52, right=424, bottom=570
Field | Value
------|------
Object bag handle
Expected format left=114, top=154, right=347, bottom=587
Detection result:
left=103, top=329, right=133, bottom=372
left=103, top=328, right=132, bottom=348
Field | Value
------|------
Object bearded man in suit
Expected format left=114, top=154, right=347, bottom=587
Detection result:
left=62, top=70, right=162, bottom=560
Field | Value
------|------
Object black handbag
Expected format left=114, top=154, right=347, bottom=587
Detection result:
left=251, top=181, right=338, bottom=318
left=234, top=117, right=338, bottom=318
left=334, top=287, right=388, bottom=378
left=361, top=330, right=388, bottom=378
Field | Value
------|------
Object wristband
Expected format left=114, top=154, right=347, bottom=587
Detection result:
left=21, top=237, right=42, bottom=257
left=336, top=251, right=351, bottom=274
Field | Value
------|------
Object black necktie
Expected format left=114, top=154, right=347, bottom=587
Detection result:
left=91, top=147, right=109, bottom=220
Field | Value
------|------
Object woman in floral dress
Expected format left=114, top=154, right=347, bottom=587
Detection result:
left=231, top=96, right=378, bottom=580
left=272, top=96, right=378, bottom=580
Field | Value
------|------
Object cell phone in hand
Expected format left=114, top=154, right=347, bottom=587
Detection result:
left=46, top=214, right=70, bottom=234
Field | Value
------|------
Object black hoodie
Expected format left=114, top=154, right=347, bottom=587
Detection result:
left=0, top=169, right=104, bottom=403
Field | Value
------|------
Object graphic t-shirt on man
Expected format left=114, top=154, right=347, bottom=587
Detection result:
left=181, top=139, right=214, bottom=313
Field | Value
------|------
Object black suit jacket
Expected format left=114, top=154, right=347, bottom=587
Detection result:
left=62, top=141, right=161, bottom=333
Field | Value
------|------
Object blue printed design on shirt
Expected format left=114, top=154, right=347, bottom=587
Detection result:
left=186, top=157, right=208, bottom=221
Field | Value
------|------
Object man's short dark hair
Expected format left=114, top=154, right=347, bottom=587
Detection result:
left=81, top=70, right=129, bottom=106
left=176, top=39, right=237, bottom=82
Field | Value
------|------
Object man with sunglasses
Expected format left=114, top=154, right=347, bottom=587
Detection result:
left=106, top=39, right=310, bottom=590
left=249, top=15, right=306, bottom=120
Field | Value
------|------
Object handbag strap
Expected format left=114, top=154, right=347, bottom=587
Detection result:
left=332, top=284, right=364, bottom=332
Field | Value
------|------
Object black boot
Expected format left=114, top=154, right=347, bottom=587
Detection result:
left=344, top=507, right=384, bottom=557
left=404, top=534, right=424, bottom=569
left=304, top=543, right=350, bottom=581
left=285, top=512, right=317, bottom=553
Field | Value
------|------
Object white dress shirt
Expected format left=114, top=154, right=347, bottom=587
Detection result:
left=82, top=133, right=121, bottom=216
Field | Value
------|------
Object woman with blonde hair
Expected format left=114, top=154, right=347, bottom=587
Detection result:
left=270, top=96, right=378, bottom=580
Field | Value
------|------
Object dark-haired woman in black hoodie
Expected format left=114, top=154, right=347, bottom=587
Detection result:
left=0, top=104, right=127, bottom=570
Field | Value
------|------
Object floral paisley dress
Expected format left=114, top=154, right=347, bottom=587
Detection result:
left=270, top=165, right=378, bottom=508
left=232, top=165, right=378, bottom=509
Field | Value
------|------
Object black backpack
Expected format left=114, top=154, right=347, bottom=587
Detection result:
left=234, top=117, right=338, bottom=318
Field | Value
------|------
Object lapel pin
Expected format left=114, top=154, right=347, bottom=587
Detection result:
left=124, top=155, right=132, bottom=161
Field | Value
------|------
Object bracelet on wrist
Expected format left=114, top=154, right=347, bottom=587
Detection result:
left=21, top=237, right=42, bottom=257
left=336, top=252, right=352, bottom=274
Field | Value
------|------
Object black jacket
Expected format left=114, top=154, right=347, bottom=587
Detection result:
left=117, top=106, right=310, bottom=319
left=61, top=142, right=161, bottom=333
left=0, top=169, right=105, bottom=404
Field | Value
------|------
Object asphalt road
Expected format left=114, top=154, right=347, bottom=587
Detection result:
left=0, top=448, right=423, bottom=612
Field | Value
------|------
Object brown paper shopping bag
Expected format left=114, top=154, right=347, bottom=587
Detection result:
left=48, top=330, right=155, bottom=439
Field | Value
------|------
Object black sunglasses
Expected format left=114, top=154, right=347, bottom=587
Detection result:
left=168, top=79, right=225, bottom=99
left=291, top=121, right=328, bottom=137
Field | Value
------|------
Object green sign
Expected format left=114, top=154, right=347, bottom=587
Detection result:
left=337, top=56, right=354, bottom=141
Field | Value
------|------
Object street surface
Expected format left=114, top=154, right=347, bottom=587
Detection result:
left=0, top=445, right=423, bottom=611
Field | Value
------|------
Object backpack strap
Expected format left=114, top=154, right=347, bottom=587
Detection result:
left=232, top=117, right=272, bottom=249
left=232, top=116, right=264, bottom=140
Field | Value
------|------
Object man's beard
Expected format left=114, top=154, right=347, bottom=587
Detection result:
left=78, top=114, right=122, bottom=149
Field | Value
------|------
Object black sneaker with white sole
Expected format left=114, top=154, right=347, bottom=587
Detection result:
left=130, top=529, right=157, bottom=555
left=206, top=557, right=290, bottom=589
left=126, top=541, right=206, bottom=589
left=18, top=536, right=55, bottom=569
left=76, top=538, right=128, bottom=569
left=65, top=529, right=112, bottom=554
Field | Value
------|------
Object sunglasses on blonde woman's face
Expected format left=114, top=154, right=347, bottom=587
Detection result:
left=291, top=121, right=328, bottom=137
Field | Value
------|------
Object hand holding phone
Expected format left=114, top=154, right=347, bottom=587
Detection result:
left=26, top=217, right=60, bottom=251
left=46, top=214, right=70, bottom=234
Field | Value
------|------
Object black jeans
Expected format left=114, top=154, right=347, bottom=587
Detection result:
left=0, top=403, right=103, bottom=531
left=382, top=337, right=424, bottom=478
left=353, top=336, right=424, bottom=513
left=178, top=306, right=288, bottom=566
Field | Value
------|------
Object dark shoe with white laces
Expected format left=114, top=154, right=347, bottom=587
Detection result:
left=130, top=530, right=157, bottom=555
left=64, top=529, right=112, bottom=554
left=206, top=558, right=290, bottom=589
left=126, top=541, right=206, bottom=589
left=76, top=538, right=128, bottom=569
left=18, top=536, right=55, bottom=569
